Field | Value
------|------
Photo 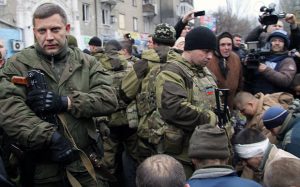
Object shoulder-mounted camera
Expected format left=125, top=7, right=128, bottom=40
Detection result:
left=259, top=3, right=286, bottom=25
left=244, top=41, right=272, bottom=69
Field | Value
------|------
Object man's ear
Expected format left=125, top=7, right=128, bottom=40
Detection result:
left=66, top=24, right=71, bottom=33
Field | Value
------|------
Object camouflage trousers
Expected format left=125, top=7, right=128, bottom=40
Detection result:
left=102, top=125, right=138, bottom=174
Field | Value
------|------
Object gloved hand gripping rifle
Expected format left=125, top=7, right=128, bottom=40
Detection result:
left=214, top=88, right=231, bottom=128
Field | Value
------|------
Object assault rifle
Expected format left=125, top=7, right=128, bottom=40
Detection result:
left=214, top=88, right=231, bottom=128
left=10, top=70, right=61, bottom=187
left=12, top=70, right=60, bottom=126
left=12, top=69, right=116, bottom=183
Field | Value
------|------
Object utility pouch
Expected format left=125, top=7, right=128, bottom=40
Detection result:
left=136, top=92, right=156, bottom=116
left=137, top=139, right=156, bottom=159
left=162, top=125, right=184, bottom=155
left=148, top=110, right=166, bottom=145
left=126, top=101, right=139, bottom=128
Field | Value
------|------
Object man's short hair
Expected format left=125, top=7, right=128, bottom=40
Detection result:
left=233, top=91, right=256, bottom=109
left=234, top=128, right=266, bottom=145
left=33, top=3, right=67, bottom=26
left=233, top=34, right=242, bottom=38
left=136, top=154, right=186, bottom=187
left=264, top=158, right=300, bottom=187
left=121, top=40, right=133, bottom=54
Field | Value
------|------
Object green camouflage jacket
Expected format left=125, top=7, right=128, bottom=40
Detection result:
left=0, top=45, right=118, bottom=182
left=156, top=50, right=217, bottom=131
left=98, top=51, right=131, bottom=126
left=120, top=46, right=170, bottom=103
left=152, top=50, right=218, bottom=163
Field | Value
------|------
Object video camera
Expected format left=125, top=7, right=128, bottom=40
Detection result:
left=259, top=3, right=286, bottom=25
left=244, top=41, right=272, bottom=69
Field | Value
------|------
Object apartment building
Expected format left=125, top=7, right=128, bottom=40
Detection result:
left=0, top=0, right=193, bottom=57
left=143, top=0, right=193, bottom=34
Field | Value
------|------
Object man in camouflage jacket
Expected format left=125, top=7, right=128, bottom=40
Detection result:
left=153, top=26, right=219, bottom=177
left=0, top=3, right=118, bottom=187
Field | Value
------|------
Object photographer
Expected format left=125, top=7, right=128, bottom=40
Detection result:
left=246, top=4, right=300, bottom=50
left=245, top=20, right=283, bottom=48
left=246, top=30, right=296, bottom=94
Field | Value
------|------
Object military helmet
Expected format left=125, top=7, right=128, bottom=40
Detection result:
left=152, top=23, right=176, bottom=46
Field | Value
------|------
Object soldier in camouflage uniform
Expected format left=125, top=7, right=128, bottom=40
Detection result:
left=0, top=3, right=118, bottom=187
left=120, top=23, right=177, bottom=186
left=153, top=26, right=219, bottom=177
left=95, top=39, right=138, bottom=186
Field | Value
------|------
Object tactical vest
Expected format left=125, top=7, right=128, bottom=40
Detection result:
left=103, top=56, right=133, bottom=127
left=136, top=63, right=162, bottom=116
left=146, top=60, right=218, bottom=156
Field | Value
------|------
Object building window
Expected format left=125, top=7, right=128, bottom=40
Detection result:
left=132, top=0, right=137, bottom=6
left=133, top=17, right=138, bottom=31
left=102, top=8, right=110, bottom=25
left=180, top=5, right=186, bottom=15
left=144, top=17, right=150, bottom=33
left=143, top=0, right=154, bottom=4
left=82, top=3, right=90, bottom=22
left=119, top=14, right=125, bottom=29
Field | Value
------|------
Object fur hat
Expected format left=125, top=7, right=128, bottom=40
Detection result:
left=88, top=36, right=102, bottom=47
left=184, top=26, right=217, bottom=51
left=188, top=124, right=230, bottom=159
left=267, top=30, right=290, bottom=48
left=152, top=23, right=176, bottom=46
left=262, top=106, right=289, bottom=129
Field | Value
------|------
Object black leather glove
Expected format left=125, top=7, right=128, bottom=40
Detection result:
left=26, top=89, right=68, bottom=114
left=50, top=131, right=79, bottom=165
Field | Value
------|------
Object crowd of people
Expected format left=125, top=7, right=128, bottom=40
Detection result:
left=0, top=2, right=300, bottom=187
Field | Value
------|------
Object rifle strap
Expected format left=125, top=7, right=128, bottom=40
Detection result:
left=66, top=170, right=82, bottom=187
left=57, top=114, right=97, bottom=187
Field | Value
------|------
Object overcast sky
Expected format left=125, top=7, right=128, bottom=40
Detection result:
left=194, top=0, right=280, bottom=18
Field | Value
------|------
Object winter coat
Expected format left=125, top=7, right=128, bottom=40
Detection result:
left=187, top=165, right=262, bottom=187
left=206, top=51, right=243, bottom=110
left=0, top=45, right=118, bottom=183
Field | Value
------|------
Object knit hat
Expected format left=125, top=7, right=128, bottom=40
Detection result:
left=152, top=23, right=176, bottom=46
left=188, top=124, right=230, bottom=159
left=262, top=106, right=289, bottom=130
left=184, top=26, right=217, bottom=51
left=267, top=30, right=290, bottom=48
left=88, top=36, right=102, bottom=47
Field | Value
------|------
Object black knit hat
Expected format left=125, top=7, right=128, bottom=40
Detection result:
left=188, top=124, right=230, bottom=159
left=262, top=106, right=289, bottom=130
left=88, top=36, right=102, bottom=47
left=152, top=23, right=176, bottom=46
left=184, top=26, right=217, bottom=51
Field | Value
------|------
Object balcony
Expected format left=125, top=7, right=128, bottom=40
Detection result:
left=143, top=3, right=156, bottom=17
left=180, top=0, right=193, bottom=6
left=100, top=0, right=118, bottom=6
